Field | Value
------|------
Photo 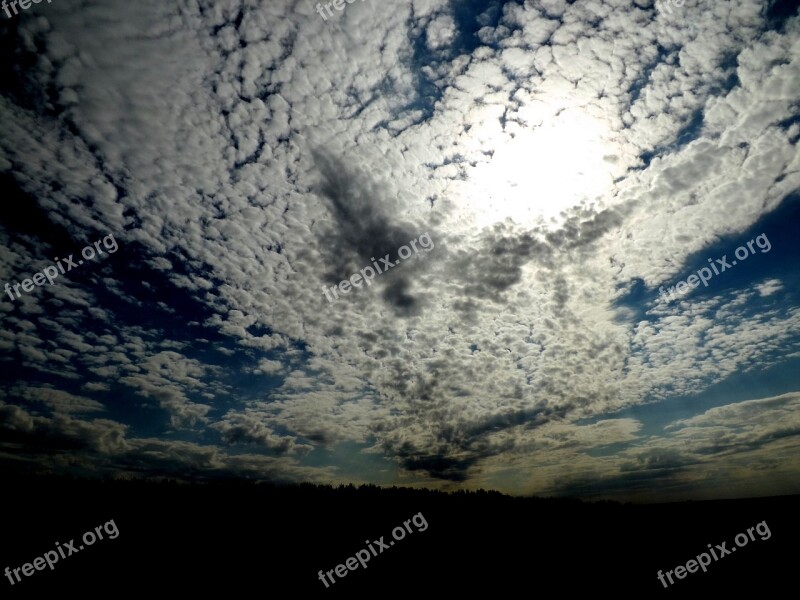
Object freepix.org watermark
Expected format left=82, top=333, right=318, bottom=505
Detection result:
left=322, top=233, right=433, bottom=304
left=2, top=0, right=53, bottom=19
left=4, top=518, right=119, bottom=586
left=316, top=0, right=367, bottom=21
left=658, top=0, right=685, bottom=15
left=656, top=520, right=771, bottom=588
left=658, top=233, right=771, bottom=304
left=4, top=233, right=119, bottom=302
left=317, top=512, right=428, bottom=588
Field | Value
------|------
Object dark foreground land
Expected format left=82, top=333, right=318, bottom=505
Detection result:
left=0, top=472, right=796, bottom=596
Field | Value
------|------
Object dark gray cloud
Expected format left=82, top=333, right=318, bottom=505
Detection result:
left=312, top=147, right=432, bottom=316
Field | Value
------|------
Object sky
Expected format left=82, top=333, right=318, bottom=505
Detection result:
left=0, top=0, right=799, bottom=503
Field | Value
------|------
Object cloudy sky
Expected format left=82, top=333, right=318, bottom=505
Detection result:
left=1, top=0, right=799, bottom=502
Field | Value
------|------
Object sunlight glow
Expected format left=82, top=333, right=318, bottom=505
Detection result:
left=465, top=108, right=618, bottom=228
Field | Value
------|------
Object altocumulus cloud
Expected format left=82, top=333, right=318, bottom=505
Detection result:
left=0, top=0, right=799, bottom=500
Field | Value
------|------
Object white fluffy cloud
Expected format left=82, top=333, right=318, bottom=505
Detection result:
left=0, top=0, right=798, bottom=496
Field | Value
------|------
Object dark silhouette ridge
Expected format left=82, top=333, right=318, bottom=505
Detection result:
left=0, top=471, right=795, bottom=595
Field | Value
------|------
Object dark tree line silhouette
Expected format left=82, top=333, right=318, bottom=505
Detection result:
left=0, top=470, right=795, bottom=595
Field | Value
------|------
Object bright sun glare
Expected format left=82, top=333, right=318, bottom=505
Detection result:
left=464, top=107, right=618, bottom=229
